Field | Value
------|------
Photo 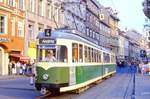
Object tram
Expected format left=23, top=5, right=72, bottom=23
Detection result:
left=35, top=29, right=116, bottom=95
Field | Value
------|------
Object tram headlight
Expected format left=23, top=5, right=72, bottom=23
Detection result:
left=43, top=74, right=49, bottom=80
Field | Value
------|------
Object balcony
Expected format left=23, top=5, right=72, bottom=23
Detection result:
left=107, top=36, right=119, bottom=48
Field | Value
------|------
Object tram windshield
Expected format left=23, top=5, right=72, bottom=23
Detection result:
left=37, top=45, right=67, bottom=62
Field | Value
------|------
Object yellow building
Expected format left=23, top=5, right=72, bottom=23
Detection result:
left=107, top=7, right=120, bottom=54
left=0, top=0, right=25, bottom=75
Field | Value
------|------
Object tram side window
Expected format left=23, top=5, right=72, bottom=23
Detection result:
left=88, top=47, right=91, bottom=62
left=103, top=52, right=110, bottom=63
left=57, top=46, right=68, bottom=62
left=72, top=43, right=78, bottom=62
left=84, top=46, right=88, bottom=62
left=79, top=44, right=83, bottom=62
left=92, top=48, right=94, bottom=62
left=94, top=49, right=97, bottom=62
left=96, top=50, right=98, bottom=62
left=111, top=55, right=115, bottom=63
left=98, top=51, right=101, bottom=62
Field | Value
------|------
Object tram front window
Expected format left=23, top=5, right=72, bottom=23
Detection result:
left=37, top=45, right=67, bottom=62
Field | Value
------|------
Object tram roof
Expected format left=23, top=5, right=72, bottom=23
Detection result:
left=37, top=30, right=111, bottom=53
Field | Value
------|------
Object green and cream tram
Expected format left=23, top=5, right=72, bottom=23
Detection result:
left=35, top=29, right=116, bottom=94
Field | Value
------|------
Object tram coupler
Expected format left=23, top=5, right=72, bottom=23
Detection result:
left=40, top=87, right=48, bottom=95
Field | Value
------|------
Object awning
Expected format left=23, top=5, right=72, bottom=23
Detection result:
left=10, top=54, right=30, bottom=61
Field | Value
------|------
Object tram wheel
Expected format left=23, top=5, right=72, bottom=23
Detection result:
left=50, top=88, right=60, bottom=96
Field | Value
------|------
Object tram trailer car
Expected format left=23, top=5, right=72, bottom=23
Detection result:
left=35, top=29, right=116, bottom=95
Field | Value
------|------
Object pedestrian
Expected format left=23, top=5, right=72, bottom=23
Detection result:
left=19, top=64, right=23, bottom=75
left=29, top=63, right=36, bottom=85
left=8, top=62, right=12, bottom=75
left=16, top=61, right=21, bottom=75
left=12, top=62, right=16, bottom=75
left=141, top=63, right=148, bottom=75
left=30, top=74, right=34, bottom=85
left=22, top=62, right=26, bottom=75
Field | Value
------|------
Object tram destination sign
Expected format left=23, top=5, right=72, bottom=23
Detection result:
left=39, top=38, right=56, bottom=44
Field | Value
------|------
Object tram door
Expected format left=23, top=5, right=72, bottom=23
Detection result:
left=0, top=49, right=2, bottom=75
left=69, top=43, right=78, bottom=85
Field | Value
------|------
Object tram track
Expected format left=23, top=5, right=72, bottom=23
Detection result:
left=123, top=66, right=136, bottom=99
left=35, top=70, right=131, bottom=99
left=123, top=69, right=134, bottom=99
left=90, top=72, right=128, bottom=99
left=35, top=67, right=137, bottom=99
left=36, top=92, right=52, bottom=99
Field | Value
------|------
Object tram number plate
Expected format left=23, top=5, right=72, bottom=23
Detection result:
left=105, top=68, right=109, bottom=74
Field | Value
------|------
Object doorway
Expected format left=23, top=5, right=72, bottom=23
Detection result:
left=0, top=48, right=3, bottom=75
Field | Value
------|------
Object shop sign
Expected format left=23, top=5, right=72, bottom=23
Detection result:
left=29, top=41, right=36, bottom=48
left=0, top=38, right=11, bottom=43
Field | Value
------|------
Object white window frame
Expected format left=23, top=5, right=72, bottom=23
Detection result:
left=28, top=24, right=34, bottom=40
left=38, top=0, right=44, bottom=16
left=11, top=17, right=15, bottom=36
left=18, top=21, right=24, bottom=37
left=29, top=0, right=35, bottom=12
left=18, top=0, right=24, bottom=10
left=8, top=0, right=15, bottom=7
left=0, top=0, right=3, bottom=2
left=0, top=15, right=7, bottom=34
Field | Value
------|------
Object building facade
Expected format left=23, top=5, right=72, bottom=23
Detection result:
left=117, top=30, right=129, bottom=62
left=0, top=0, right=25, bottom=75
left=25, top=0, right=87, bottom=60
left=98, top=4, right=111, bottom=48
left=118, top=31, right=126, bottom=61
left=126, top=30, right=143, bottom=61
left=143, top=0, right=150, bottom=18
left=85, top=0, right=100, bottom=45
left=143, top=18, right=150, bottom=57
left=107, top=7, right=119, bottom=54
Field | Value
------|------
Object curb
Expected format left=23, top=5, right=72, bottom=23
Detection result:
left=0, top=75, right=28, bottom=80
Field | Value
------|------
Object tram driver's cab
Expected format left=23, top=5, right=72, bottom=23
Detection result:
left=37, top=45, right=67, bottom=63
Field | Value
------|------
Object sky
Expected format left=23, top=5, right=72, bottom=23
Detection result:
left=98, top=0, right=146, bottom=33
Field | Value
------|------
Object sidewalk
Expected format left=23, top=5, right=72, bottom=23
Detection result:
left=135, top=73, right=150, bottom=99
left=0, top=75, right=28, bottom=80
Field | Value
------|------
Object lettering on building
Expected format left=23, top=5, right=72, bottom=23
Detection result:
left=0, top=38, right=11, bottom=43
